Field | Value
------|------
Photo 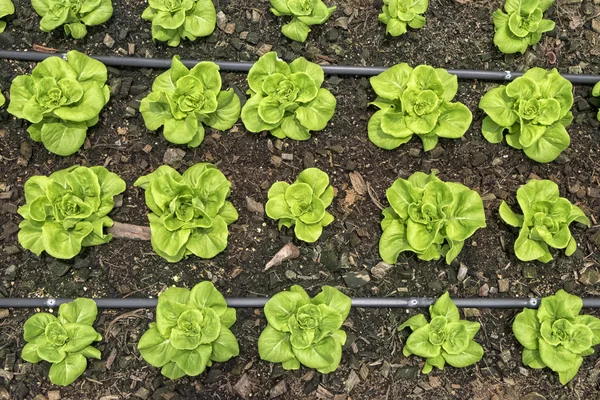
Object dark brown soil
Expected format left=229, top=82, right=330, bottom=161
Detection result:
left=0, top=0, right=599, bottom=399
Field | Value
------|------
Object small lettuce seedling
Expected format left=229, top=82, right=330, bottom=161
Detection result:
left=142, top=0, right=216, bottom=47
left=378, top=0, right=428, bottom=37
left=513, top=290, right=600, bottom=385
left=265, top=167, right=334, bottom=243
left=22, top=298, right=102, bottom=386
left=140, top=56, right=240, bottom=147
left=479, top=68, right=573, bottom=163
left=8, top=50, right=110, bottom=156
left=368, top=64, right=472, bottom=151
left=31, top=0, right=113, bottom=39
left=18, top=165, right=126, bottom=260
left=0, top=0, right=14, bottom=33
left=258, top=285, right=350, bottom=373
left=593, top=82, right=600, bottom=121
left=134, top=163, right=238, bottom=262
left=138, top=282, right=239, bottom=380
left=499, top=179, right=589, bottom=262
left=270, top=0, right=336, bottom=42
left=493, top=0, right=555, bottom=54
left=241, top=52, right=336, bottom=140
left=380, top=172, right=485, bottom=265
left=399, top=292, right=483, bottom=373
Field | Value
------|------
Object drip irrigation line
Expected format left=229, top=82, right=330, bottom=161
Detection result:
left=3, top=297, right=600, bottom=309
left=0, top=51, right=598, bottom=85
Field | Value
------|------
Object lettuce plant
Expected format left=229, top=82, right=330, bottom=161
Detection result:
left=479, top=68, right=573, bottom=163
left=593, top=82, right=600, bottom=121
left=513, top=290, right=600, bottom=385
left=31, top=0, right=113, bottom=39
left=142, top=0, right=216, bottom=47
left=378, top=0, right=428, bottom=37
left=258, top=285, right=350, bottom=373
left=241, top=52, right=336, bottom=140
left=499, top=179, right=589, bottom=263
left=270, top=0, right=336, bottom=42
left=134, top=163, right=238, bottom=262
left=265, top=168, right=334, bottom=243
left=399, top=292, right=483, bottom=373
left=18, top=165, right=126, bottom=260
left=0, top=0, right=14, bottom=33
left=140, top=56, right=240, bottom=148
left=22, top=298, right=102, bottom=386
left=138, top=282, right=239, bottom=380
left=7, top=50, right=110, bottom=156
left=368, top=64, right=472, bottom=151
left=380, top=172, right=485, bottom=265
left=493, top=0, right=554, bottom=54
left=480, top=68, right=573, bottom=163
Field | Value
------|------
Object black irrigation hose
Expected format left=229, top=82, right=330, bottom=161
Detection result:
left=0, top=51, right=599, bottom=85
left=4, top=296, right=600, bottom=309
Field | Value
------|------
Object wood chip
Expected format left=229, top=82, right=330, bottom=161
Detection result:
left=344, top=370, right=360, bottom=393
left=109, top=222, right=151, bottom=241
left=265, top=243, right=300, bottom=271
left=142, top=144, right=152, bottom=154
left=105, top=349, right=117, bottom=370
left=349, top=172, right=367, bottom=195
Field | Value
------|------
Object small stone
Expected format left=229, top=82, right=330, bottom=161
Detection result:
left=371, top=262, right=394, bottom=279
left=251, top=9, right=261, bottom=23
left=245, top=197, right=264, bottom=216
left=134, top=387, right=150, bottom=400
left=580, top=269, right=600, bottom=285
left=523, top=265, right=537, bottom=279
left=16, top=156, right=28, bottom=167
left=463, top=308, right=481, bottom=318
left=4, top=245, right=20, bottom=255
left=216, top=11, right=228, bottom=31
left=269, top=380, right=288, bottom=399
left=471, top=152, right=487, bottom=167
left=343, top=271, right=371, bottom=288
left=408, top=148, right=421, bottom=157
left=224, top=23, right=235, bottom=34
left=281, top=153, right=293, bottom=161
left=457, top=264, right=468, bottom=281
left=128, top=43, right=135, bottom=55
left=428, top=376, right=441, bottom=388
left=103, top=33, right=115, bottom=48
left=519, top=367, right=530, bottom=376
left=47, top=391, right=61, bottom=400
left=245, top=32, right=259, bottom=45
left=498, top=278, right=510, bottom=293
left=5, top=265, right=16, bottom=280
left=234, top=373, right=252, bottom=399
left=20, top=142, right=32, bottom=160
left=344, top=370, right=360, bottom=393
left=577, top=97, right=591, bottom=111
left=163, top=148, right=186, bottom=165
left=303, top=152, right=315, bottom=168
left=0, top=309, right=8, bottom=320
left=500, top=349, right=512, bottom=363
left=256, top=44, right=273, bottom=57
left=50, top=260, right=71, bottom=277
left=326, top=28, right=339, bottom=41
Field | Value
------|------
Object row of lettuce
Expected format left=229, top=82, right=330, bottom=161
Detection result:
left=0, top=0, right=565, bottom=53
left=2, top=51, right=600, bottom=163
left=22, top=285, right=600, bottom=388
left=18, top=160, right=590, bottom=266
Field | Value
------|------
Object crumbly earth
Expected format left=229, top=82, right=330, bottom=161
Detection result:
left=0, top=0, right=599, bottom=399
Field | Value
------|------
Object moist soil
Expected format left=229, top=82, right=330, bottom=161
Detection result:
left=0, top=0, right=599, bottom=399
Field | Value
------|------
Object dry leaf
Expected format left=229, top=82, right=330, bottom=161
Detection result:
left=349, top=171, right=367, bottom=195
left=265, top=243, right=300, bottom=271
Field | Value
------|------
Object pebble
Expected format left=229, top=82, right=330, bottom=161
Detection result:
left=5, top=265, right=16, bottom=280
left=498, top=278, right=510, bottom=293
left=408, top=148, right=421, bottom=157
left=163, top=148, right=186, bottom=165
left=103, top=33, right=115, bottom=48
left=0, top=309, right=8, bottom=319
left=245, top=32, right=259, bottom=45
left=471, top=152, right=487, bottom=167
left=457, top=264, right=468, bottom=281
left=343, top=271, right=371, bottom=288
left=216, top=11, right=228, bottom=31
left=245, top=197, right=264, bottom=216
left=427, top=280, right=443, bottom=292
left=303, top=152, right=315, bottom=168
left=50, top=260, right=71, bottom=277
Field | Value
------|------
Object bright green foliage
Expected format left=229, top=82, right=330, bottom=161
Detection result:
left=399, top=292, right=483, bottom=373
left=499, top=179, right=589, bottom=263
left=368, top=64, right=472, bottom=151
left=138, top=282, right=239, bottom=380
left=379, top=172, right=485, bottom=265
left=493, top=0, right=554, bottom=54
left=378, top=0, right=428, bottom=37
left=265, top=168, right=334, bottom=243
left=0, top=0, right=14, bottom=33
left=258, top=285, right=350, bottom=373
left=7, top=51, right=110, bottom=156
left=22, top=298, right=102, bottom=386
left=140, top=56, right=240, bottom=148
left=513, top=290, right=600, bottom=385
left=0, top=92, right=5, bottom=107
left=134, top=163, right=238, bottom=262
left=479, top=68, right=573, bottom=163
left=270, top=0, right=336, bottom=42
left=142, top=0, right=216, bottom=46
left=242, top=52, right=336, bottom=140
left=17, top=166, right=126, bottom=260
left=31, top=0, right=113, bottom=39
left=593, top=82, right=600, bottom=121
